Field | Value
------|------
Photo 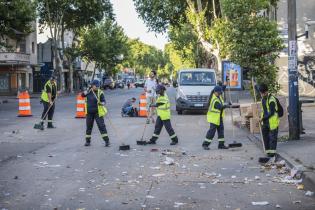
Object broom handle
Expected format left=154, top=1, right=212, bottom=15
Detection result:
left=227, top=80, right=235, bottom=138
left=41, top=97, right=57, bottom=121
left=251, top=77, right=266, bottom=154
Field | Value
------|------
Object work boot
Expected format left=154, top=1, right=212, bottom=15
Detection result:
left=170, top=136, right=178, bottom=145
left=146, top=138, right=156, bottom=145
left=202, top=141, right=210, bottom=150
left=84, top=140, right=91, bottom=146
left=218, top=143, right=229, bottom=149
left=47, top=123, right=56, bottom=129
left=104, top=140, right=110, bottom=147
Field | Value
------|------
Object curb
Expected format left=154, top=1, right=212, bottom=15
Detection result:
left=247, top=134, right=315, bottom=191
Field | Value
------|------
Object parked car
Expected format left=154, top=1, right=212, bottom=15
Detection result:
left=115, top=80, right=125, bottom=89
left=134, top=79, right=145, bottom=88
left=103, top=77, right=115, bottom=89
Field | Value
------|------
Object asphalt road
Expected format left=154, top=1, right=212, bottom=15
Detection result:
left=0, top=87, right=314, bottom=210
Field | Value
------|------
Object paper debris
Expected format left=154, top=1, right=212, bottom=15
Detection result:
left=296, top=184, right=304, bottom=190
left=174, top=202, right=185, bottom=208
left=255, top=176, right=260, bottom=180
left=251, top=201, right=269, bottom=206
left=146, top=195, right=155, bottom=199
left=305, top=191, right=314, bottom=196
left=276, top=204, right=281, bottom=208
left=152, top=173, right=165, bottom=177
left=164, top=157, right=175, bottom=165
left=150, top=166, right=161, bottom=170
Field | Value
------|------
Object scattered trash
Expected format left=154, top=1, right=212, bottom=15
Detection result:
left=141, top=204, right=146, bottom=208
left=193, top=164, right=199, bottom=167
left=150, top=166, right=161, bottom=170
left=151, top=148, right=158, bottom=152
left=14, top=176, right=18, bottom=180
left=152, top=173, right=165, bottom=177
left=146, top=195, right=155, bottom=199
left=231, top=175, right=236, bottom=179
left=305, top=191, right=314, bottom=196
left=163, top=157, right=175, bottom=165
left=276, top=204, right=281, bottom=208
left=254, top=176, right=260, bottom=180
left=296, top=184, right=304, bottom=190
left=34, top=161, right=61, bottom=168
left=290, top=167, right=302, bottom=179
left=251, top=201, right=269, bottom=206
left=281, top=176, right=302, bottom=184
left=162, top=149, right=176, bottom=156
left=258, top=183, right=263, bottom=186
left=174, top=202, right=185, bottom=208
left=17, top=155, right=23, bottom=158
left=79, top=188, right=85, bottom=192
left=122, top=171, right=128, bottom=175
left=293, top=200, right=301, bottom=204
left=266, top=174, right=271, bottom=177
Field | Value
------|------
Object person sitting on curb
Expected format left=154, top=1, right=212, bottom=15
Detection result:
left=121, top=97, right=138, bottom=117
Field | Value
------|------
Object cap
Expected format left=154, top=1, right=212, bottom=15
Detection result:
left=258, top=84, right=268, bottom=93
left=91, top=80, right=100, bottom=87
left=213, top=86, right=223, bottom=93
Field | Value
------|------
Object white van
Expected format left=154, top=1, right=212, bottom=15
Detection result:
left=174, top=68, right=217, bottom=114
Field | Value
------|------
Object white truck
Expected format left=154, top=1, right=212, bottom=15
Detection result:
left=174, top=68, right=217, bottom=114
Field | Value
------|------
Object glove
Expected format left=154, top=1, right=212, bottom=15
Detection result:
left=98, top=102, right=105, bottom=106
left=83, top=90, right=88, bottom=95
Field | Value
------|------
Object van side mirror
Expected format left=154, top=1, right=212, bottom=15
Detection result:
left=173, top=80, right=178, bottom=88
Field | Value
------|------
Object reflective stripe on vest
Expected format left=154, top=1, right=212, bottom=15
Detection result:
left=156, top=94, right=171, bottom=120
left=260, top=94, right=280, bottom=130
left=207, top=95, right=224, bottom=125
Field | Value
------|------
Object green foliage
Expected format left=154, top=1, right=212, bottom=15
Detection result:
left=80, top=19, right=129, bottom=76
left=211, top=0, right=283, bottom=93
left=124, top=39, right=167, bottom=77
left=0, top=0, right=36, bottom=48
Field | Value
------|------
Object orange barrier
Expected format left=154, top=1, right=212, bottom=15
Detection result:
left=18, top=91, right=32, bottom=117
left=75, top=93, right=86, bottom=118
left=139, top=93, right=148, bottom=117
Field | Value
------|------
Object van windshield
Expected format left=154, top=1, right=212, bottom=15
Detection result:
left=180, top=71, right=216, bottom=86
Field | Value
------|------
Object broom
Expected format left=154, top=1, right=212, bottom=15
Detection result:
left=34, top=98, right=56, bottom=130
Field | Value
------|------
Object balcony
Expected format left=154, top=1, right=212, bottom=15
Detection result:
left=0, top=52, right=30, bottom=64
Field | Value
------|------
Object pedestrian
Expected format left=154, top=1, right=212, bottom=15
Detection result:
left=144, top=70, right=157, bottom=124
left=40, top=76, right=57, bottom=128
left=258, top=83, right=280, bottom=157
left=146, top=84, right=178, bottom=145
left=121, top=97, right=138, bottom=117
left=127, top=81, right=131, bottom=89
left=202, top=86, right=230, bottom=150
left=81, top=80, right=110, bottom=147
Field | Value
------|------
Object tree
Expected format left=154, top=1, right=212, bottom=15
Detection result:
left=37, top=0, right=113, bottom=92
left=0, top=0, right=36, bottom=49
left=80, top=19, right=128, bottom=79
left=211, top=0, right=283, bottom=93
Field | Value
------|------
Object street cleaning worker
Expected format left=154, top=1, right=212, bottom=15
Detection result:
left=40, top=76, right=57, bottom=128
left=81, top=80, right=110, bottom=147
left=121, top=97, right=138, bottom=117
left=202, top=86, right=230, bottom=150
left=146, top=84, right=178, bottom=145
left=259, top=83, right=280, bottom=157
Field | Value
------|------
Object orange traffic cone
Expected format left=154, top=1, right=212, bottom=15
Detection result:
left=75, top=93, right=86, bottom=118
left=18, top=91, right=32, bottom=117
left=138, top=93, right=148, bottom=117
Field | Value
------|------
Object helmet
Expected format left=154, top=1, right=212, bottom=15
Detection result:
left=91, top=80, right=100, bottom=88
left=213, top=86, right=223, bottom=94
left=156, top=84, right=166, bottom=94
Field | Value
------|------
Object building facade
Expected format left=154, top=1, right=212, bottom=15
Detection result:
left=275, top=0, right=315, bottom=97
left=0, top=22, right=38, bottom=95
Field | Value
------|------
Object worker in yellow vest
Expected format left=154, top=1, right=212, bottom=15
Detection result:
left=202, top=86, right=230, bottom=150
left=40, top=76, right=57, bottom=128
left=258, top=84, right=280, bottom=157
left=81, top=80, right=110, bottom=147
left=146, top=84, right=178, bottom=145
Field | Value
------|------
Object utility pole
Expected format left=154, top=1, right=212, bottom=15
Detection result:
left=287, top=0, right=300, bottom=140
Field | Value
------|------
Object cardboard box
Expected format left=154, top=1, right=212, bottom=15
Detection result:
left=240, top=103, right=253, bottom=117
left=250, top=117, right=261, bottom=134
left=251, top=102, right=262, bottom=118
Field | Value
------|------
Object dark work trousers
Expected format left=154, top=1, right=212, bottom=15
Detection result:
left=262, top=123, right=278, bottom=155
left=151, top=116, right=177, bottom=141
left=204, top=118, right=224, bottom=145
left=85, top=112, right=109, bottom=142
left=41, top=101, right=55, bottom=123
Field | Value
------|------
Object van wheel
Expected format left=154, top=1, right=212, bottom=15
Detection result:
left=177, top=109, right=183, bottom=115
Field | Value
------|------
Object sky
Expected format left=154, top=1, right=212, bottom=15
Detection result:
left=37, top=0, right=168, bottom=50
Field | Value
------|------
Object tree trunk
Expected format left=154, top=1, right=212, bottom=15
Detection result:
left=92, top=63, right=97, bottom=81
left=69, top=57, right=74, bottom=93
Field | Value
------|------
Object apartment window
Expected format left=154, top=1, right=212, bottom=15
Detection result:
left=32, top=42, right=35, bottom=54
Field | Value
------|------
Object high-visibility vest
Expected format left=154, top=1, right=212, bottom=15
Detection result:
left=207, top=95, right=225, bottom=125
left=156, top=94, right=171, bottom=120
left=85, top=89, right=107, bottom=117
left=260, top=94, right=279, bottom=130
left=41, top=81, right=57, bottom=102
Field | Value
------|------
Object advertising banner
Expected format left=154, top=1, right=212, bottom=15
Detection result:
left=222, top=61, right=243, bottom=90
